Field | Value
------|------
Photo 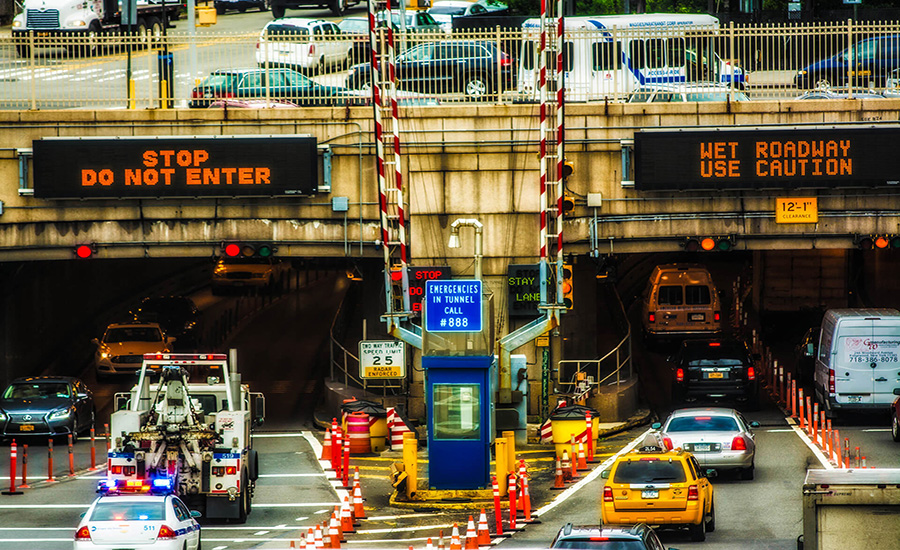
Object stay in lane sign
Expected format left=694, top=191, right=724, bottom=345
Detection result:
left=425, top=280, right=483, bottom=333
left=359, top=341, right=405, bottom=379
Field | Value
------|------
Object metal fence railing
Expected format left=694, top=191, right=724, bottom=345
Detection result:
left=5, top=21, right=900, bottom=109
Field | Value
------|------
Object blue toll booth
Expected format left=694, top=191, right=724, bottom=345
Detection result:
left=423, top=355, right=492, bottom=490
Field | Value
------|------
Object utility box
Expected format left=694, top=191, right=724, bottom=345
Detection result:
left=196, top=6, right=216, bottom=26
left=800, top=469, right=900, bottom=550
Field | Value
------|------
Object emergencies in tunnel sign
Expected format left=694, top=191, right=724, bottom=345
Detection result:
left=425, top=280, right=483, bottom=333
left=359, top=341, right=405, bottom=379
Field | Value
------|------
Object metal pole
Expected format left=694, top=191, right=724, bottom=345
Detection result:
left=188, top=0, right=198, bottom=91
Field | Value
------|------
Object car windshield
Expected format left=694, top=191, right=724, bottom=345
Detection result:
left=686, top=91, right=749, bottom=101
left=201, top=74, right=233, bottom=88
left=667, top=415, right=740, bottom=432
left=104, top=327, right=162, bottom=343
left=264, top=24, right=310, bottom=37
left=613, top=459, right=686, bottom=483
left=90, top=501, right=166, bottom=521
left=3, top=383, right=70, bottom=399
left=339, top=19, right=368, bottom=33
left=430, top=5, right=467, bottom=15
left=554, top=540, right=646, bottom=550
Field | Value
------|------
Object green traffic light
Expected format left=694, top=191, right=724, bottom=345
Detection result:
left=257, top=245, right=273, bottom=257
left=716, top=239, right=733, bottom=251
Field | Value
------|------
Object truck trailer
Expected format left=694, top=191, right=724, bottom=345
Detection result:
left=800, top=469, right=900, bottom=550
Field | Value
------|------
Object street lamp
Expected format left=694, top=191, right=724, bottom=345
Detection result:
left=448, top=218, right=483, bottom=281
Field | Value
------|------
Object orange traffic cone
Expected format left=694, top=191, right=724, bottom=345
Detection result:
left=334, top=506, right=344, bottom=541
left=329, top=511, right=342, bottom=549
left=341, top=496, right=355, bottom=533
left=290, top=541, right=297, bottom=549
left=561, top=450, right=573, bottom=482
left=426, top=538, right=435, bottom=550
left=552, top=456, right=565, bottom=490
left=321, top=428, right=332, bottom=461
left=476, top=509, right=491, bottom=547
left=577, top=442, right=587, bottom=470
left=306, top=527, right=315, bottom=548
left=464, top=515, right=478, bottom=550
left=314, top=523, right=325, bottom=549
left=521, top=476, right=533, bottom=523
left=450, top=523, right=462, bottom=550
left=438, top=529, right=445, bottom=550
left=353, top=480, right=367, bottom=519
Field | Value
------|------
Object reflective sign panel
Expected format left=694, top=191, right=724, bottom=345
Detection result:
left=32, top=135, right=318, bottom=198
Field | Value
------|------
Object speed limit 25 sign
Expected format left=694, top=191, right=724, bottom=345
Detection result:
left=359, top=341, right=406, bottom=379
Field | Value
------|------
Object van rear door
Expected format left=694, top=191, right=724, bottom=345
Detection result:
left=836, top=318, right=900, bottom=406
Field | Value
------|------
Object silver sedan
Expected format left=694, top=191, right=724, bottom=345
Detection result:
left=653, top=407, right=759, bottom=480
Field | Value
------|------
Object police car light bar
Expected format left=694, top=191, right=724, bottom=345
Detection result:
left=142, top=353, right=228, bottom=362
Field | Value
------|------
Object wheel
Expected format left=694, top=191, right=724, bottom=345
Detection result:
left=689, top=517, right=706, bottom=542
left=330, top=0, right=347, bottom=16
left=238, top=6, right=247, bottom=12
left=463, top=74, right=490, bottom=99
left=260, top=0, right=270, bottom=11
left=134, top=18, right=148, bottom=48
left=216, top=4, right=227, bottom=14
left=740, top=463, right=755, bottom=480
left=15, top=44, right=30, bottom=58
left=272, top=4, right=285, bottom=18
left=891, top=413, right=900, bottom=442
left=706, top=500, right=716, bottom=532
left=237, top=471, right=249, bottom=523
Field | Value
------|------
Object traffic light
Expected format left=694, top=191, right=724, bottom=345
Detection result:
left=562, top=195, right=576, bottom=213
left=561, top=263, right=574, bottom=309
left=221, top=242, right=277, bottom=258
left=561, top=160, right=574, bottom=180
left=389, top=266, right=404, bottom=312
left=856, top=234, right=900, bottom=250
left=683, top=236, right=735, bottom=252
left=74, top=243, right=95, bottom=259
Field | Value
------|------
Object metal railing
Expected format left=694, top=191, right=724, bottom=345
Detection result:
left=5, top=20, right=900, bottom=109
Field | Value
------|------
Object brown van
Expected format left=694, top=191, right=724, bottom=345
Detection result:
left=641, top=264, right=723, bottom=342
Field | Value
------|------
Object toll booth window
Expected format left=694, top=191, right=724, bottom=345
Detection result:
left=657, top=285, right=683, bottom=305
left=433, top=384, right=481, bottom=440
left=684, top=285, right=711, bottom=305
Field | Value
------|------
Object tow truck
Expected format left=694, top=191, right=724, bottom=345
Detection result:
left=107, top=350, right=264, bottom=522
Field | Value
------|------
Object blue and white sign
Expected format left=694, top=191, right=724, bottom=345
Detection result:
left=425, top=280, right=483, bottom=333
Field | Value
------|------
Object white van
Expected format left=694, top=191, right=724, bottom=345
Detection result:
left=814, top=308, right=900, bottom=419
left=516, top=13, right=746, bottom=102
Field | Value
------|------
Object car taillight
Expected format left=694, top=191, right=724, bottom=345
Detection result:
left=603, top=485, right=613, bottom=502
left=74, top=526, right=92, bottom=541
left=191, top=90, right=201, bottom=98
left=499, top=54, right=511, bottom=67
left=157, top=524, right=177, bottom=540
left=676, top=368, right=684, bottom=382
left=648, top=312, right=655, bottom=323
left=309, top=44, right=316, bottom=56
left=123, top=466, right=136, bottom=477
left=828, top=368, right=836, bottom=394
left=732, top=435, right=747, bottom=451
left=226, top=466, right=237, bottom=475
left=110, top=465, right=122, bottom=475
left=747, top=366, right=756, bottom=381
left=714, top=312, right=720, bottom=321
left=687, top=485, right=699, bottom=500
left=256, top=40, right=259, bottom=50
left=663, top=437, right=673, bottom=451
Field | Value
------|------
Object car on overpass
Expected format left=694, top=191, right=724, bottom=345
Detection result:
left=189, top=67, right=367, bottom=108
left=628, top=82, right=750, bottom=103
left=255, top=18, right=355, bottom=73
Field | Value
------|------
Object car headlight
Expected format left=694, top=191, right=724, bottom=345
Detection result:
left=49, top=408, right=72, bottom=420
left=797, top=70, right=807, bottom=76
left=12, top=20, right=21, bottom=28
left=72, top=20, right=87, bottom=27
left=0, top=410, right=6, bottom=421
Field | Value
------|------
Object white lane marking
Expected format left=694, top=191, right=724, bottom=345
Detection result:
left=862, top=428, right=890, bottom=432
left=534, top=427, right=652, bottom=517
left=0, top=528, right=76, bottom=531
left=786, top=417, right=833, bottom=469
left=365, top=513, right=443, bottom=521
left=301, top=430, right=351, bottom=504
left=765, top=428, right=796, bottom=432
left=357, top=524, right=454, bottom=535
left=295, top=516, right=309, bottom=521
left=253, top=530, right=269, bottom=535
left=253, top=503, right=341, bottom=508
left=0, top=504, right=89, bottom=509
left=258, top=473, right=327, bottom=477
left=347, top=537, right=434, bottom=545
left=275, top=524, right=287, bottom=528
left=253, top=432, right=309, bottom=438
left=212, top=546, right=228, bottom=550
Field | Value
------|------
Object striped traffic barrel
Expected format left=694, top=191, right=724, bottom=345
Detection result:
left=346, top=412, right=371, bottom=455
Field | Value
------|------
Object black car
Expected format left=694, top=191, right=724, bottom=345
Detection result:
left=214, top=0, right=269, bottom=15
left=795, top=326, right=820, bottom=384
left=190, top=68, right=367, bottom=108
left=551, top=523, right=673, bottom=550
left=0, top=377, right=95, bottom=440
left=669, top=338, right=760, bottom=410
left=345, top=40, right=514, bottom=99
left=133, top=296, right=201, bottom=350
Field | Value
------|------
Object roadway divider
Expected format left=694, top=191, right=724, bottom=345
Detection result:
left=1, top=440, right=23, bottom=495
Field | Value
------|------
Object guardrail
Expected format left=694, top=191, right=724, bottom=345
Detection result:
left=5, top=20, right=900, bottom=109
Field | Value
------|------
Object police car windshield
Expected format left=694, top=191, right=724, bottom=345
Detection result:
left=554, top=541, right=646, bottom=550
left=667, top=416, right=739, bottom=432
left=613, top=459, right=686, bottom=484
left=90, top=501, right=166, bottom=521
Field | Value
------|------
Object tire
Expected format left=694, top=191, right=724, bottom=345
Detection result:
left=134, top=18, right=149, bottom=49
left=891, top=413, right=900, bottom=442
left=272, top=4, right=285, bottom=18
left=330, top=0, right=347, bottom=16
left=84, top=22, right=103, bottom=57
left=260, top=0, right=270, bottom=11
left=238, top=7, right=247, bottom=12
left=237, top=471, right=249, bottom=523
left=15, top=44, right=30, bottom=58
left=741, top=463, right=755, bottom=480
left=706, top=500, right=716, bottom=532
left=248, top=449, right=259, bottom=481
left=216, top=4, right=227, bottom=14
left=463, top=74, right=490, bottom=99
left=689, top=516, right=706, bottom=542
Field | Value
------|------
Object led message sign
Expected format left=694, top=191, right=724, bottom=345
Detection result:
left=634, top=127, right=900, bottom=190
left=32, top=136, right=318, bottom=199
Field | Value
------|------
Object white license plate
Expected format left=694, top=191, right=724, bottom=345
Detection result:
left=847, top=395, right=863, bottom=403
left=693, top=443, right=710, bottom=452
left=689, top=313, right=705, bottom=321
left=641, top=489, right=659, bottom=499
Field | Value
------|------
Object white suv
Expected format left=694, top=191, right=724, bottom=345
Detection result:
left=256, top=18, right=354, bottom=73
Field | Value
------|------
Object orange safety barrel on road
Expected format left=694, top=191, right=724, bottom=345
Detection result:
left=346, top=412, right=371, bottom=455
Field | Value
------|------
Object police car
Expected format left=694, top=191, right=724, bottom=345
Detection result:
left=74, top=478, right=201, bottom=550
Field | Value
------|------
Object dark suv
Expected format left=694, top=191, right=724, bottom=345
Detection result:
left=551, top=523, right=670, bottom=550
left=346, top=39, right=513, bottom=100
left=669, top=338, right=760, bottom=409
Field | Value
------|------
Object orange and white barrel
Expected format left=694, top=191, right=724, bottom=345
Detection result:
left=346, top=412, right=371, bottom=455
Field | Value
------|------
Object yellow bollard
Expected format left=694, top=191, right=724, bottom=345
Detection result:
left=495, top=436, right=508, bottom=497
left=402, top=431, right=417, bottom=499
left=128, top=80, right=136, bottom=110
left=502, top=430, right=517, bottom=476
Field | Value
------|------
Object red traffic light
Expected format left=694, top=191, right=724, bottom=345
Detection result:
left=74, top=244, right=94, bottom=259
left=223, top=243, right=242, bottom=257
left=875, top=236, right=890, bottom=249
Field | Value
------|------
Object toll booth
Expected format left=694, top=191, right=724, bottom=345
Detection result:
left=423, top=355, right=492, bottom=489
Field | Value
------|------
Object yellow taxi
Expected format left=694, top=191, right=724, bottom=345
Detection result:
left=601, top=436, right=716, bottom=542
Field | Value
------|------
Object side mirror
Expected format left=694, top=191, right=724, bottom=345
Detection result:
left=705, top=469, right=718, bottom=478
left=601, top=470, right=610, bottom=479
left=651, top=422, right=661, bottom=430
left=190, top=510, right=202, bottom=518
left=893, top=388, right=900, bottom=396
left=806, top=343, right=815, bottom=356
left=750, top=421, right=760, bottom=428
left=77, top=393, right=89, bottom=399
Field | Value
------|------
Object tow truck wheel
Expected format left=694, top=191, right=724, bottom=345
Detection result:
left=237, top=470, right=249, bottom=523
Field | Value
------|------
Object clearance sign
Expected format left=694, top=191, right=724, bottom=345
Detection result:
left=634, top=126, right=900, bottom=190
left=32, top=135, right=318, bottom=199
